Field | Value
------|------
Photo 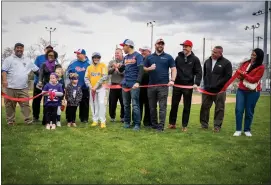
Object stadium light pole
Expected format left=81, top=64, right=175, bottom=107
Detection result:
left=45, top=27, right=56, bottom=45
left=244, top=23, right=260, bottom=50
left=256, top=36, right=263, bottom=48
left=147, top=21, right=156, bottom=52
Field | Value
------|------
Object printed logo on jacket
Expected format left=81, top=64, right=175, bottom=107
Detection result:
left=124, top=56, right=136, bottom=65
left=75, top=67, right=86, bottom=72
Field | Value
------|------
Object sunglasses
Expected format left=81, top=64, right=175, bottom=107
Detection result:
left=48, top=54, right=55, bottom=57
left=156, top=42, right=165, bottom=46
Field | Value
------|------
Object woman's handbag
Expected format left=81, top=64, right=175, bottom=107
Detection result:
left=242, top=63, right=259, bottom=90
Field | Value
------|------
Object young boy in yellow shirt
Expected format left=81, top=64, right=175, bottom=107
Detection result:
left=84, top=52, right=108, bottom=128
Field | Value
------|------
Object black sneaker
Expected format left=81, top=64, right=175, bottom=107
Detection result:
left=33, top=118, right=40, bottom=123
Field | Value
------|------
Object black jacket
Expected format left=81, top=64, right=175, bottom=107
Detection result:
left=39, top=63, right=62, bottom=85
left=175, top=51, right=202, bottom=86
left=141, top=57, right=149, bottom=85
left=203, top=56, right=232, bottom=93
left=65, top=83, right=83, bottom=106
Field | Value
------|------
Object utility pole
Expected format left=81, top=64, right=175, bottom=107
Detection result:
left=263, top=1, right=268, bottom=91
left=147, top=21, right=156, bottom=52
left=252, top=1, right=269, bottom=91
left=45, top=27, right=56, bottom=45
left=203, top=37, right=205, bottom=64
left=256, top=36, right=263, bottom=48
left=245, top=23, right=260, bottom=50
left=269, top=2, right=271, bottom=91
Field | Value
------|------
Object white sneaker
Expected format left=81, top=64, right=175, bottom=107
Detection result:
left=244, top=131, right=252, bottom=137
left=56, top=121, right=61, bottom=127
left=46, top=124, right=50, bottom=130
left=233, top=131, right=242, bottom=136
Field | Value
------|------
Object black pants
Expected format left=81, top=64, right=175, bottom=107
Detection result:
left=66, top=106, right=78, bottom=123
left=79, top=89, right=89, bottom=122
left=169, top=87, right=193, bottom=127
left=148, top=86, right=169, bottom=130
left=109, top=86, right=124, bottom=119
left=139, top=87, right=150, bottom=126
left=200, top=92, right=226, bottom=129
left=44, top=106, right=58, bottom=124
left=32, top=83, right=43, bottom=120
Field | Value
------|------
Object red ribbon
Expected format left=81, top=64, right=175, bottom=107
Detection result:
left=1, top=71, right=239, bottom=102
left=1, top=91, right=47, bottom=102
left=49, top=91, right=56, bottom=101
left=103, top=70, right=239, bottom=95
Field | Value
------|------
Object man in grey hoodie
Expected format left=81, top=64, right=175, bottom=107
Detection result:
left=108, top=48, right=124, bottom=123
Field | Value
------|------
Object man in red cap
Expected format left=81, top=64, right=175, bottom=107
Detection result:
left=168, top=40, right=202, bottom=132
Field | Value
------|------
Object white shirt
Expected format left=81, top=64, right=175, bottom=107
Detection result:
left=2, top=54, right=39, bottom=89
left=212, top=59, right=217, bottom=71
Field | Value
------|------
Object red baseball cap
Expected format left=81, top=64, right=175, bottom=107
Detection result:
left=180, top=40, right=193, bottom=47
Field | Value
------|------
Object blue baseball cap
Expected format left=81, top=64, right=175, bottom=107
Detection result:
left=92, top=52, right=101, bottom=58
left=74, top=49, right=86, bottom=55
left=120, top=39, right=135, bottom=47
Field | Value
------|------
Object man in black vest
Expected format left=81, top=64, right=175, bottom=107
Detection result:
left=200, top=46, right=232, bottom=132
left=139, top=46, right=151, bottom=127
left=168, top=40, right=202, bottom=131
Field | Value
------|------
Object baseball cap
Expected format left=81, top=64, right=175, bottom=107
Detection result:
left=14, top=43, right=24, bottom=48
left=120, top=39, right=135, bottom=47
left=74, top=49, right=86, bottom=55
left=155, top=38, right=165, bottom=44
left=180, top=40, right=193, bottom=47
left=139, top=46, right=151, bottom=52
left=46, top=45, right=54, bottom=50
left=92, top=52, right=101, bottom=58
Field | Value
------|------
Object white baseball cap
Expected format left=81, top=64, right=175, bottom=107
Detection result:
left=139, top=46, right=151, bottom=52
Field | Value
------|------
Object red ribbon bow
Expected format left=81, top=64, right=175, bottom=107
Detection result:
left=48, top=91, right=56, bottom=101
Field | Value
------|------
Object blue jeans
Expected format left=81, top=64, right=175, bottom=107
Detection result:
left=122, top=88, right=141, bottom=126
left=235, top=89, right=260, bottom=132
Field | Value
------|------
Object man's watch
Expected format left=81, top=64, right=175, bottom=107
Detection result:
left=171, top=79, right=175, bottom=82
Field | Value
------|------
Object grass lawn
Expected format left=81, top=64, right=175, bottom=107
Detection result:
left=1, top=95, right=270, bottom=184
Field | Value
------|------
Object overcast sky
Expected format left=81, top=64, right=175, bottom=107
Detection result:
left=1, top=0, right=270, bottom=67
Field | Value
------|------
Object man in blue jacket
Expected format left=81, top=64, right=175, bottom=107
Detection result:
left=66, top=49, right=90, bottom=123
left=32, top=45, right=54, bottom=122
left=117, top=39, right=144, bottom=130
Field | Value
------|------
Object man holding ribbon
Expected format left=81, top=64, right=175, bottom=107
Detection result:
left=118, top=39, right=144, bottom=130
left=200, top=46, right=232, bottom=132
left=144, top=38, right=177, bottom=131
left=2, top=43, right=39, bottom=125
left=168, top=40, right=202, bottom=132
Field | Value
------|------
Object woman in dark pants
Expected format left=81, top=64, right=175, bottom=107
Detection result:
left=37, top=50, right=61, bottom=125
left=234, top=48, right=265, bottom=137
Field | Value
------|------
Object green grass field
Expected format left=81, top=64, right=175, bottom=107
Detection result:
left=1, top=95, right=270, bottom=184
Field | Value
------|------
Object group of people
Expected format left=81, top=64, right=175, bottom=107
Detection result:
left=1, top=38, right=265, bottom=136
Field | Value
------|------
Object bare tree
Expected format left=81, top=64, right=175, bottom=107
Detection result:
left=36, top=38, right=58, bottom=54
left=26, top=46, right=38, bottom=60
left=58, top=53, right=69, bottom=66
left=1, top=47, right=13, bottom=61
